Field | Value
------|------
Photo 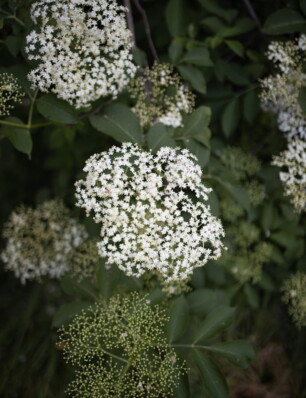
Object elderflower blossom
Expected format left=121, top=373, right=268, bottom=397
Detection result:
left=1, top=200, right=88, bottom=283
left=282, top=272, right=306, bottom=328
left=272, top=138, right=306, bottom=212
left=58, top=293, right=184, bottom=397
left=260, top=38, right=306, bottom=140
left=0, top=73, right=23, bottom=117
left=129, top=63, right=195, bottom=128
left=25, top=0, right=137, bottom=108
left=75, top=143, right=224, bottom=285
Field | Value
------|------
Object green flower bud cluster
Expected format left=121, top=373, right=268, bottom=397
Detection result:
left=0, top=73, right=23, bottom=117
left=220, top=146, right=261, bottom=181
left=219, top=146, right=265, bottom=212
left=220, top=221, right=273, bottom=283
left=58, top=293, right=184, bottom=397
left=216, top=146, right=269, bottom=282
left=282, top=272, right=306, bottom=328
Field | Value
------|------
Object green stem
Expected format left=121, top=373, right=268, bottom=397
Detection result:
left=0, top=120, right=54, bottom=129
left=99, top=347, right=129, bottom=364
left=27, top=89, right=39, bottom=127
left=171, top=343, right=210, bottom=350
left=120, top=362, right=131, bottom=378
left=0, top=9, right=25, bottom=27
left=6, top=15, right=26, bottom=27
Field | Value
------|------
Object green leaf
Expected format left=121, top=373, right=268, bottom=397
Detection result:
left=60, top=275, right=97, bottom=300
left=263, top=9, right=306, bottom=35
left=177, top=106, right=211, bottom=147
left=301, top=0, right=306, bottom=16
left=178, top=65, right=206, bottom=94
left=243, top=90, right=259, bottom=123
left=185, top=139, right=210, bottom=167
left=225, top=40, right=244, bottom=57
left=217, top=61, right=250, bottom=86
left=260, top=202, right=274, bottom=231
left=197, top=0, right=237, bottom=23
left=221, top=98, right=240, bottom=137
left=181, top=47, right=213, bottom=66
left=243, top=284, right=259, bottom=309
left=132, top=48, right=147, bottom=66
left=202, top=16, right=226, bottom=34
left=5, top=36, right=22, bottom=57
left=52, top=301, right=91, bottom=327
left=36, top=94, right=77, bottom=124
left=90, top=104, right=143, bottom=144
left=169, top=38, right=185, bottom=64
left=207, top=189, right=220, bottom=217
left=146, top=288, right=167, bottom=306
left=298, top=86, right=306, bottom=116
left=220, top=183, right=250, bottom=212
left=147, top=123, right=176, bottom=152
left=2, top=117, right=32, bottom=157
left=204, top=340, right=255, bottom=368
left=173, top=374, right=189, bottom=398
left=221, top=18, right=255, bottom=38
left=167, top=295, right=189, bottom=343
left=259, top=272, right=276, bottom=292
left=193, top=306, right=236, bottom=344
left=97, top=260, right=119, bottom=301
left=165, top=0, right=187, bottom=37
left=188, top=289, right=230, bottom=315
left=193, top=350, right=229, bottom=398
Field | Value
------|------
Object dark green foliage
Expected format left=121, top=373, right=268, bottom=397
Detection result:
left=1, top=0, right=306, bottom=397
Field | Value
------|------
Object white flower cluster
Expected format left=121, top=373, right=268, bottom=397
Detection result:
left=0, top=73, right=23, bottom=117
left=1, top=200, right=88, bottom=283
left=25, top=0, right=137, bottom=108
left=261, top=38, right=306, bottom=140
left=273, top=138, right=306, bottom=212
left=261, top=37, right=306, bottom=212
left=75, top=143, right=224, bottom=284
left=129, top=63, right=194, bottom=128
left=158, top=85, right=194, bottom=128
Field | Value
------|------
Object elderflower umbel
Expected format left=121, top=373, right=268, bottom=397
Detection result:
left=260, top=38, right=306, bottom=140
left=129, top=62, right=195, bottom=128
left=58, top=293, right=184, bottom=397
left=282, top=272, right=306, bottom=328
left=25, top=0, right=137, bottom=108
left=75, top=143, right=224, bottom=285
left=272, top=138, right=306, bottom=212
left=0, top=73, right=23, bottom=117
left=1, top=200, right=88, bottom=283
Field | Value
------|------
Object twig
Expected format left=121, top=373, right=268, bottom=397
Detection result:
left=124, top=0, right=136, bottom=49
left=132, top=0, right=159, bottom=61
left=242, top=0, right=261, bottom=29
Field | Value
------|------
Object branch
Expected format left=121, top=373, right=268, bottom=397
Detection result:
left=242, top=0, right=261, bottom=29
left=132, top=0, right=159, bottom=61
left=123, top=0, right=136, bottom=49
